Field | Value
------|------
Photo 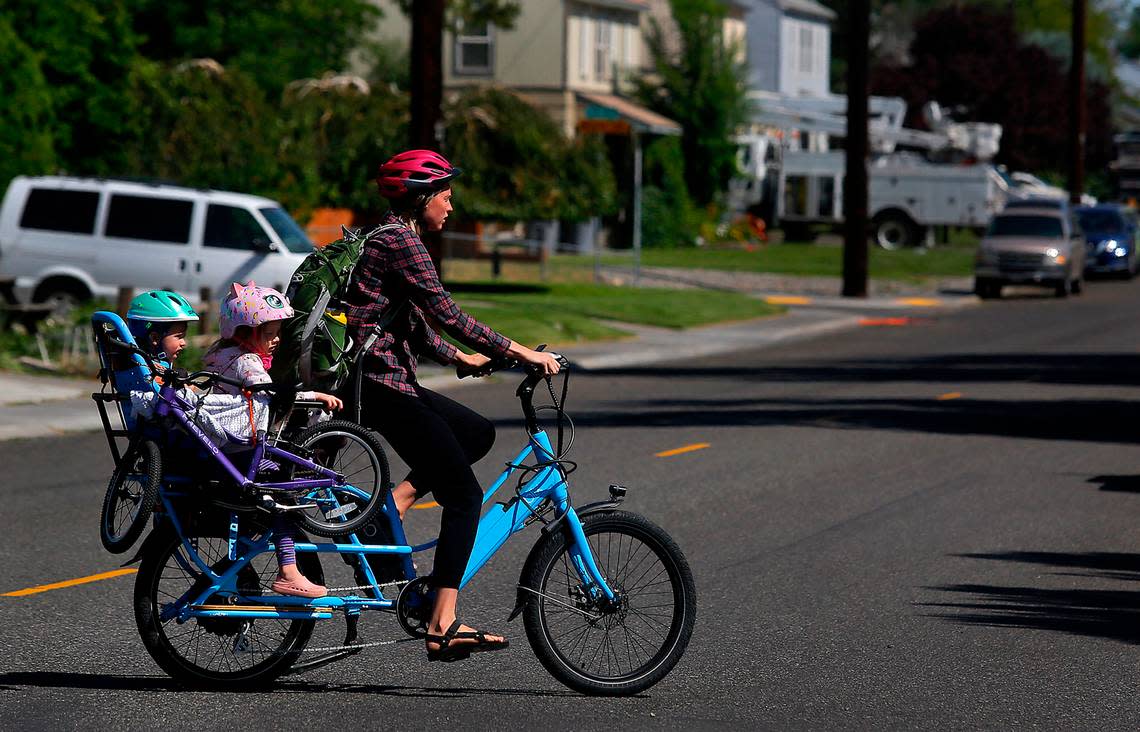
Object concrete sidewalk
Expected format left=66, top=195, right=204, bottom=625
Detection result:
left=0, top=297, right=965, bottom=442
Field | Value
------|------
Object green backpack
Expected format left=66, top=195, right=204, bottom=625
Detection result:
left=270, top=223, right=404, bottom=392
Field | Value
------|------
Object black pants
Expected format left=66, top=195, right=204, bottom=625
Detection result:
left=359, top=380, right=495, bottom=588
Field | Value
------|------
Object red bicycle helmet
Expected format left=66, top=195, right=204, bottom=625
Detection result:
left=376, top=149, right=462, bottom=199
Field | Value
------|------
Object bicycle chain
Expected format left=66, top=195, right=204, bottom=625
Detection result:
left=292, top=579, right=412, bottom=655
left=324, top=579, right=409, bottom=594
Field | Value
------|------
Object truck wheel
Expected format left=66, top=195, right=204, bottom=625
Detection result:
left=32, top=278, right=90, bottom=318
left=974, top=278, right=1001, bottom=299
left=872, top=213, right=917, bottom=250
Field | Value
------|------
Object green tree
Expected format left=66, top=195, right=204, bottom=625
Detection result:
left=1119, top=5, right=1140, bottom=60
left=124, top=61, right=320, bottom=212
left=5, top=0, right=144, bottom=176
left=0, top=16, right=56, bottom=190
left=634, top=0, right=749, bottom=207
left=641, top=136, right=699, bottom=248
left=280, top=81, right=410, bottom=215
left=443, top=88, right=615, bottom=221
left=131, top=0, right=382, bottom=93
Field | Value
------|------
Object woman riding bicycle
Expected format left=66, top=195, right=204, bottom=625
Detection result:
left=344, top=149, right=559, bottom=662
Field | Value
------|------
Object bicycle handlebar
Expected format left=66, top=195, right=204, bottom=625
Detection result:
left=456, top=349, right=569, bottom=380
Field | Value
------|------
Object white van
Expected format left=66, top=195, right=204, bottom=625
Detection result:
left=0, top=176, right=313, bottom=311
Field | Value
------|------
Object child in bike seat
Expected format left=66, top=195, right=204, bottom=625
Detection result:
left=126, top=289, right=198, bottom=368
left=202, top=281, right=343, bottom=599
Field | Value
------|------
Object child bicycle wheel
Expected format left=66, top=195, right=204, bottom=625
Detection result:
left=134, top=529, right=323, bottom=688
left=292, top=420, right=390, bottom=537
left=521, top=510, right=697, bottom=696
left=99, top=437, right=162, bottom=554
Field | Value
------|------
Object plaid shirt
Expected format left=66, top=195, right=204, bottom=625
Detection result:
left=344, top=212, right=511, bottom=396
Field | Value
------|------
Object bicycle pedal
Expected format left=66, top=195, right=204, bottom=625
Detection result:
left=259, top=496, right=318, bottom=512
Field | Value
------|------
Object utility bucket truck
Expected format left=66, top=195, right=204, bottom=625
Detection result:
left=731, top=92, right=1009, bottom=249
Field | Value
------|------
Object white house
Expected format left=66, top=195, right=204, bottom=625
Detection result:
left=745, top=0, right=835, bottom=98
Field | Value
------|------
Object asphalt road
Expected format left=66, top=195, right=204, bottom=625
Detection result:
left=5, top=279, right=1140, bottom=729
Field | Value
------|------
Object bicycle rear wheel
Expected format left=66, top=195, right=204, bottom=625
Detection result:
left=134, top=530, right=323, bottom=688
left=100, top=438, right=161, bottom=554
left=522, top=510, right=696, bottom=696
left=292, top=420, right=389, bottom=538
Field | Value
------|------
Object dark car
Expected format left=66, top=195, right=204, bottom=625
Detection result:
left=1076, top=204, right=1139, bottom=278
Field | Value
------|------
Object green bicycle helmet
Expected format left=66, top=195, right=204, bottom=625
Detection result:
left=126, top=290, right=199, bottom=345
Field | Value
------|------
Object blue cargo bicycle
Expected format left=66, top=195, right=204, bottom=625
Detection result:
left=91, top=311, right=695, bottom=696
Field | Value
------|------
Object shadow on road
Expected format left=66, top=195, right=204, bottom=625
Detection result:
left=535, top=352, right=1140, bottom=444
left=0, top=671, right=581, bottom=699
left=920, top=551, right=1140, bottom=645
left=501, top=395, right=1140, bottom=445
left=1088, top=474, right=1140, bottom=493
left=587, top=353, right=1140, bottom=388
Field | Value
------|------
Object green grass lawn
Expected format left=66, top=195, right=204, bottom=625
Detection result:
left=630, top=243, right=976, bottom=281
left=452, top=281, right=784, bottom=347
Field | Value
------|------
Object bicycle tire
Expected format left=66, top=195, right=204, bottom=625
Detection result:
left=134, top=530, right=322, bottom=689
left=292, top=420, right=390, bottom=538
left=521, top=510, right=696, bottom=696
left=99, top=438, right=162, bottom=554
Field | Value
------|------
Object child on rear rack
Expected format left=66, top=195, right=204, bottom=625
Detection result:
left=202, top=282, right=344, bottom=599
left=126, top=287, right=340, bottom=598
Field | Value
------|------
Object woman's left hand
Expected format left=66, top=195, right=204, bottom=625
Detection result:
left=454, top=350, right=492, bottom=376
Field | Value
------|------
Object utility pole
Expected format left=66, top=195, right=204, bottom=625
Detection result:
left=411, top=0, right=446, bottom=270
left=1068, top=0, right=1087, bottom=204
left=843, top=0, right=870, bottom=297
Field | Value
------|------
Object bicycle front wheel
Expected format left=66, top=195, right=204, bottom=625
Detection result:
left=134, top=530, right=322, bottom=688
left=100, top=438, right=161, bottom=554
left=521, top=510, right=696, bottom=696
left=292, top=420, right=390, bottom=537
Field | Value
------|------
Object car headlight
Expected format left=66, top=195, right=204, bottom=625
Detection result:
left=1046, top=247, right=1060, bottom=258
left=1105, top=239, right=1118, bottom=252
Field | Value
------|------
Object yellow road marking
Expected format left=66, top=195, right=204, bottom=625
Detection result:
left=937, top=392, right=963, bottom=401
left=765, top=295, right=812, bottom=306
left=896, top=297, right=941, bottom=307
left=411, top=500, right=440, bottom=510
left=3, top=568, right=138, bottom=597
left=655, top=443, right=710, bottom=458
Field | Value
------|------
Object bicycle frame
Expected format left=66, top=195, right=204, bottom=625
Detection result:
left=163, top=367, right=618, bottom=626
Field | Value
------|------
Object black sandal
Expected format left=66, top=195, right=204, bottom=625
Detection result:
left=425, top=619, right=510, bottom=663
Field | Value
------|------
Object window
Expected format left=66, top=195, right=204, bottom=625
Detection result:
left=454, top=21, right=493, bottom=74
left=260, top=207, right=313, bottom=254
left=595, top=18, right=613, bottom=81
left=986, top=215, right=1064, bottom=238
left=105, top=194, right=192, bottom=244
left=1077, top=209, right=1126, bottom=234
left=799, top=26, right=813, bottom=74
left=20, top=189, right=100, bottom=234
left=204, top=204, right=270, bottom=250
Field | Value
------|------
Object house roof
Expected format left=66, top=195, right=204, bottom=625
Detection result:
left=578, top=92, right=682, bottom=136
left=779, top=0, right=836, bottom=22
